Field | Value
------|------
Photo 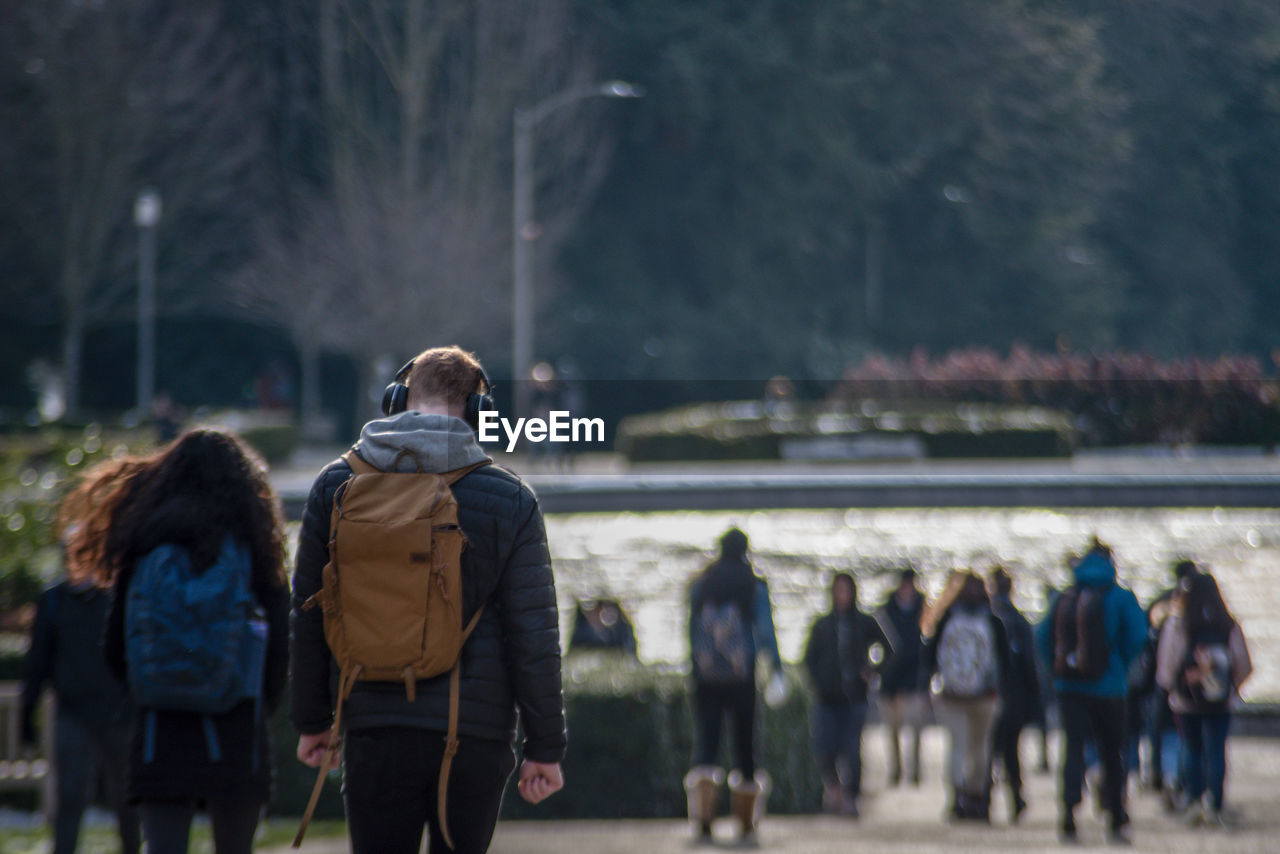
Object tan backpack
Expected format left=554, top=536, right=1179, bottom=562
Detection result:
left=293, top=450, right=488, bottom=849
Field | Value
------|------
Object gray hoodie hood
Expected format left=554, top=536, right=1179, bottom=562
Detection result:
left=354, top=411, right=491, bottom=473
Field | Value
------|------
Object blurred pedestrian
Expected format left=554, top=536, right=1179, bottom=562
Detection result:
left=686, top=528, right=783, bottom=844
left=1036, top=540, right=1147, bottom=844
left=803, top=573, right=892, bottom=817
left=921, top=571, right=1011, bottom=823
left=21, top=532, right=139, bottom=854
left=875, top=567, right=928, bottom=787
left=1156, top=571, right=1252, bottom=827
left=1145, top=559, right=1198, bottom=801
left=78, top=429, right=290, bottom=854
left=569, top=598, right=638, bottom=657
left=986, top=566, right=1041, bottom=823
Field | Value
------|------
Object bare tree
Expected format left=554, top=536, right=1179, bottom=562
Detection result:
left=249, top=0, right=616, bottom=420
left=0, top=0, right=265, bottom=415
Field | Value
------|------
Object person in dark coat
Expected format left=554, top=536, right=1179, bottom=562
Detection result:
left=72, top=429, right=290, bottom=854
left=986, top=566, right=1041, bottom=823
left=803, top=573, right=892, bottom=817
left=21, top=557, right=139, bottom=854
left=875, top=567, right=928, bottom=787
left=685, top=528, right=782, bottom=844
left=291, top=346, right=566, bottom=854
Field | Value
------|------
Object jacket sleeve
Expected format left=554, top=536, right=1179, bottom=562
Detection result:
left=1229, top=623, right=1253, bottom=691
left=104, top=572, right=131, bottom=684
left=1154, top=617, right=1184, bottom=694
left=867, top=612, right=894, bottom=663
left=19, top=588, right=56, bottom=729
left=752, top=579, right=783, bottom=672
left=919, top=611, right=947, bottom=693
left=991, top=613, right=1014, bottom=692
left=498, top=488, right=566, bottom=764
left=1116, top=589, right=1149, bottom=667
left=1017, top=618, right=1042, bottom=709
left=258, top=578, right=290, bottom=715
left=289, top=468, right=342, bottom=736
left=802, top=616, right=823, bottom=684
left=1034, top=596, right=1058, bottom=668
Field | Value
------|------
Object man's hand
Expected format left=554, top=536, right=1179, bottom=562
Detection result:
left=516, top=760, right=564, bottom=805
left=297, top=731, right=340, bottom=770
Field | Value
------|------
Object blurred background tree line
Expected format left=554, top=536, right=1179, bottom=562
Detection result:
left=1, top=0, right=1278, bottom=431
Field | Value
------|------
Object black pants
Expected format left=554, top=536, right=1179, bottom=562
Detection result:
left=343, top=727, right=516, bottom=854
left=139, top=799, right=260, bottom=854
left=1060, top=693, right=1128, bottom=828
left=693, top=681, right=756, bottom=777
left=991, top=711, right=1024, bottom=801
left=54, top=713, right=140, bottom=854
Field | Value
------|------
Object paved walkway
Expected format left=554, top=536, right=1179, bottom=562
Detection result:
left=272, top=728, right=1280, bottom=854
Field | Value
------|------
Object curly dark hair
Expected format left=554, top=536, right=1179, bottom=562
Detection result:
left=64, top=429, right=285, bottom=592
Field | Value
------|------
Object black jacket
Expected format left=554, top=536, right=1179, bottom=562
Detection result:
left=289, top=456, right=567, bottom=764
left=21, top=581, right=130, bottom=735
left=990, top=594, right=1042, bottom=724
left=875, top=594, right=926, bottom=696
left=803, top=609, right=892, bottom=705
left=103, top=550, right=289, bottom=804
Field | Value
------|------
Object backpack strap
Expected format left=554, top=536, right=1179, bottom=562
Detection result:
left=292, top=663, right=362, bottom=848
left=342, top=450, right=491, bottom=481
left=437, top=604, right=486, bottom=851
left=342, top=449, right=378, bottom=474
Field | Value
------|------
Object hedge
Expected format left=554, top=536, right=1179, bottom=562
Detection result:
left=267, top=656, right=823, bottom=821
left=616, top=399, right=1074, bottom=462
left=497, top=657, right=822, bottom=820
left=0, top=652, right=824, bottom=819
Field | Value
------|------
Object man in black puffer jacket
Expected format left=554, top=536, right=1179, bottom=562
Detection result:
left=291, top=346, right=565, bottom=854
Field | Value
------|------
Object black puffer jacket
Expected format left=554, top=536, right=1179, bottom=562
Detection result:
left=289, top=417, right=566, bottom=765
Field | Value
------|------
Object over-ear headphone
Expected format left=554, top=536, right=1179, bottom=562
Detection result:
left=381, top=358, right=496, bottom=428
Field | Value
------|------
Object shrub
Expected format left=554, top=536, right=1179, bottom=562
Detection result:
left=616, top=399, right=1073, bottom=462
left=268, top=659, right=823, bottom=821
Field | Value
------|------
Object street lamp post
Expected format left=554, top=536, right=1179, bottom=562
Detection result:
left=512, top=80, right=641, bottom=418
left=134, top=189, right=162, bottom=417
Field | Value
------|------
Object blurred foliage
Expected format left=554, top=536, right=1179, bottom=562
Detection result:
left=0, top=426, right=157, bottom=617
left=3, top=0, right=1280, bottom=420
left=836, top=348, right=1280, bottom=447
left=617, top=399, right=1073, bottom=462
left=267, top=657, right=822, bottom=820
left=500, top=659, right=820, bottom=819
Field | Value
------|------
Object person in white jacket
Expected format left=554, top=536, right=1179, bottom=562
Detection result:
left=1155, top=571, right=1252, bottom=827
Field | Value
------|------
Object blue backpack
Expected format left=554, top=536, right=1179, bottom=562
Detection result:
left=125, top=539, right=267, bottom=715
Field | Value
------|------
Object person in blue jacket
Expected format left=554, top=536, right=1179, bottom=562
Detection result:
left=1036, top=540, right=1147, bottom=844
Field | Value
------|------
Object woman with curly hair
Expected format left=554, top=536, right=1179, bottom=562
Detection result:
left=69, top=429, right=289, bottom=854
left=1156, top=570, right=1252, bottom=827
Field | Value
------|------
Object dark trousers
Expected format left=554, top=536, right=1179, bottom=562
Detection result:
left=54, top=713, right=140, bottom=854
left=811, top=701, right=868, bottom=795
left=991, top=712, right=1025, bottom=801
left=693, top=681, right=756, bottom=777
left=1178, top=711, right=1231, bottom=811
left=343, top=727, right=516, bottom=854
left=1060, top=693, right=1128, bottom=828
left=139, top=799, right=260, bottom=854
